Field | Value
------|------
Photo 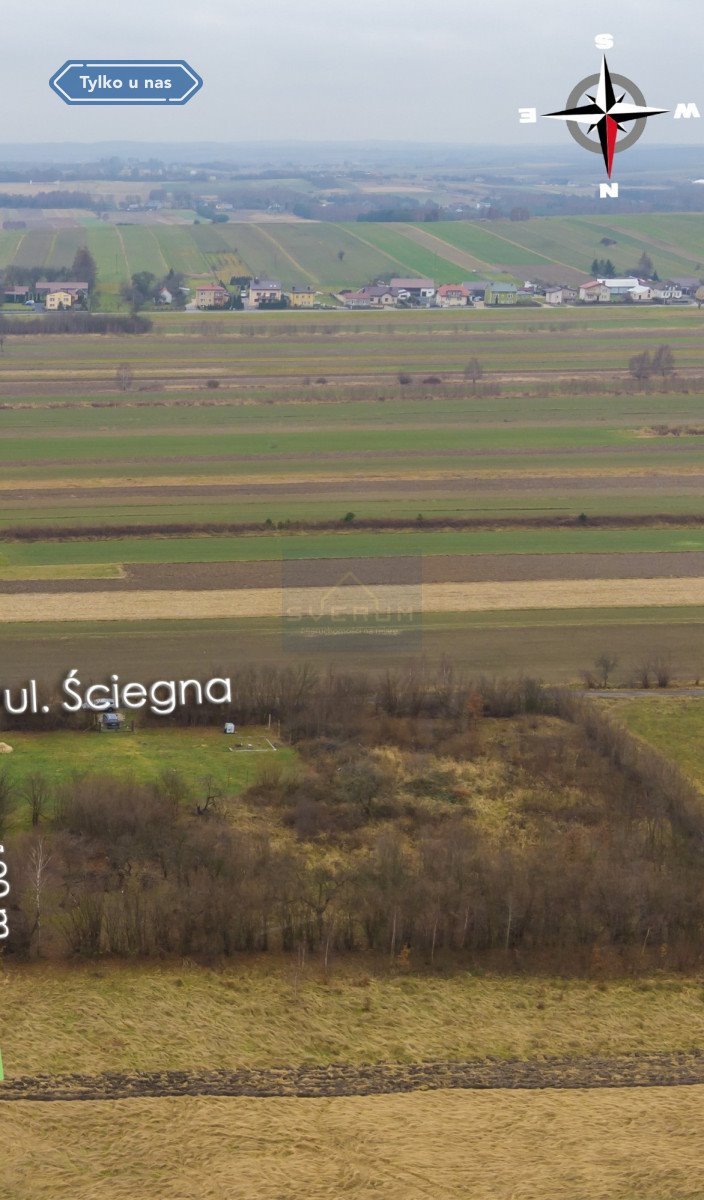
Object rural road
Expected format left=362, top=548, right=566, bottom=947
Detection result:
left=3, top=1052, right=704, bottom=1101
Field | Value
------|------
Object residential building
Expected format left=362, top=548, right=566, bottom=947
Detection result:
left=629, top=283, right=654, bottom=302
left=288, top=285, right=316, bottom=308
left=579, top=280, right=610, bottom=303
left=389, top=277, right=435, bottom=302
left=4, top=286, right=30, bottom=303
left=249, top=278, right=282, bottom=306
left=435, top=283, right=470, bottom=308
left=484, top=282, right=518, bottom=306
left=341, top=286, right=396, bottom=308
left=652, top=281, right=684, bottom=301
left=545, top=286, right=577, bottom=305
left=158, top=287, right=173, bottom=304
left=668, top=276, right=701, bottom=297
left=45, top=291, right=73, bottom=310
left=35, top=280, right=88, bottom=299
left=195, top=284, right=230, bottom=309
left=597, top=276, right=639, bottom=297
left=463, top=281, right=492, bottom=298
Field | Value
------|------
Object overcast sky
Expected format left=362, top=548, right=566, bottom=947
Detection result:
left=8, top=0, right=704, bottom=144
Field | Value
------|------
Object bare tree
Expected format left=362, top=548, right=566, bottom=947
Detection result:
left=25, top=773, right=50, bottom=828
left=116, top=363, right=133, bottom=391
left=651, top=656, right=672, bottom=688
left=463, top=358, right=484, bottom=388
left=0, top=769, right=13, bottom=836
left=27, top=836, right=52, bottom=957
left=652, top=344, right=676, bottom=377
left=629, top=351, right=652, bottom=386
left=595, top=653, right=619, bottom=689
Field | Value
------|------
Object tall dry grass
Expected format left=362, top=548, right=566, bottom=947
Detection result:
left=3, top=1086, right=704, bottom=1199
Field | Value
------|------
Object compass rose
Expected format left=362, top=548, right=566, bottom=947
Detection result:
left=543, top=56, right=668, bottom=177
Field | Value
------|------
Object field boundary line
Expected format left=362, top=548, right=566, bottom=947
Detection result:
left=3, top=1050, right=704, bottom=1101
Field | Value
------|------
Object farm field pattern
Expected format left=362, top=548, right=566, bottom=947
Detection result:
left=1, top=212, right=704, bottom=302
left=2, top=290, right=704, bottom=683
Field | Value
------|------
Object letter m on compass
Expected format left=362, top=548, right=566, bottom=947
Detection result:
left=544, top=56, right=667, bottom=177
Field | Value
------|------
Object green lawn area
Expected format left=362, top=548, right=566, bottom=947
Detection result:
left=0, top=726, right=292, bottom=810
left=608, top=696, right=704, bottom=787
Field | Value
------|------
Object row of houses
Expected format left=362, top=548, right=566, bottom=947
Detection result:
left=194, top=279, right=318, bottom=309
left=546, top=276, right=703, bottom=306
left=339, top=278, right=519, bottom=309
left=4, top=280, right=89, bottom=309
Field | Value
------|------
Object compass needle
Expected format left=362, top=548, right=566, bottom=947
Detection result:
left=542, top=57, right=668, bottom=182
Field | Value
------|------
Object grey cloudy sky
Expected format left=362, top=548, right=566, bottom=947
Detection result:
left=9, top=0, right=704, bottom=143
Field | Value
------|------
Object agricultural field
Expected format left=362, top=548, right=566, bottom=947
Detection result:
left=0, top=306, right=703, bottom=682
left=1, top=211, right=704, bottom=304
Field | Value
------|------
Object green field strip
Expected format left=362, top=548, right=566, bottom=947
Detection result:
left=119, top=225, right=170, bottom=277
left=0, top=425, right=634, bottom=459
left=10, top=230, right=53, bottom=267
left=563, top=217, right=696, bottom=278
left=2, top=492, right=702, bottom=532
left=45, top=229, right=86, bottom=270
left=5, top=526, right=704, bottom=568
left=86, top=225, right=130, bottom=286
left=151, top=225, right=212, bottom=276
left=341, top=223, right=468, bottom=284
left=413, top=221, right=559, bottom=267
left=0, top=229, right=26, bottom=267
left=0, top=563, right=122, bottom=580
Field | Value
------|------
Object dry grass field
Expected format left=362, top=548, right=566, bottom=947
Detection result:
left=2, top=575, right=704, bottom=622
left=4, top=1087, right=704, bottom=1200
left=4, top=963, right=704, bottom=1077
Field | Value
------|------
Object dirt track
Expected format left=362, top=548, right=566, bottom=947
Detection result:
left=3, top=1051, right=704, bottom=1102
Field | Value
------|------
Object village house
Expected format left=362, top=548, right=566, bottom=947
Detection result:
left=629, top=283, right=654, bottom=302
left=4, top=286, right=30, bottom=304
left=341, top=285, right=397, bottom=308
left=248, top=278, right=283, bottom=306
left=288, top=285, right=316, bottom=308
left=545, top=286, right=578, bottom=305
left=45, top=290, right=74, bottom=310
left=389, top=277, right=436, bottom=302
left=435, top=283, right=470, bottom=308
left=195, top=284, right=230, bottom=309
left=484, top=282, right=518, bottom=306
left=34, top=280, right=88, bottom=301
left=579, top=280, right=611, bottom=303
left=668, top=276, right=701, bottom=298
left=597, top=276, right=639, bottom=298
left=652, top=281, right=684, bottom=302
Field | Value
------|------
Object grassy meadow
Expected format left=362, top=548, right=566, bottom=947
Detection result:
left=607, top=696, right=704, bottom=786
left=7, top=1087, right=704, bottom=1200
left=3, top=961, right=704, bottom=1076
left=0, top=726, right=289, bottom=807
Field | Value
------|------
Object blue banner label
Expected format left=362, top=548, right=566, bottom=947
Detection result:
left=50, top=60, right=203, bottom=105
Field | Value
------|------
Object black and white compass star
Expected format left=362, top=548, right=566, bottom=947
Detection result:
left=544, top=56, right=668, bottom=176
